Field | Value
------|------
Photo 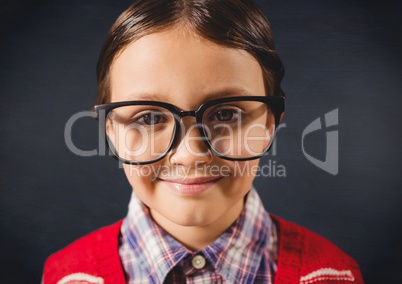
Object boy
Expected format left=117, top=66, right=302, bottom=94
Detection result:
left=44, top=0, right=364, bottom=283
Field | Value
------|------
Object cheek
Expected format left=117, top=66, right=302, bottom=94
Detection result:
left=123, top=164, right=156, bottom=192
left=223, top=159, right=260, bottom=188
left=123, top=163, right=163, bottom=211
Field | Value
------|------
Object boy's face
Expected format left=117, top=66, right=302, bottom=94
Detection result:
left=109, top=27, right=270, bottom=231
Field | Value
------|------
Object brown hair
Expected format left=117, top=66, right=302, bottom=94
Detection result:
left=95, top=0, right=285, bottom=105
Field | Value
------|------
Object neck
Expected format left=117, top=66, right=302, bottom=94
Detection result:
left=149, top=200, right=244, bottom=251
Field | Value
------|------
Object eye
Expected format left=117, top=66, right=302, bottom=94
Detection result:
left=209, top=107, right=242, bottom=123
left=215, top=110, right=235, bottom=121
left=137, top=112, right=166, bottom=125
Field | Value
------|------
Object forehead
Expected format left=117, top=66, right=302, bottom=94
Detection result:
left=109, top=27, right=265, bottom=107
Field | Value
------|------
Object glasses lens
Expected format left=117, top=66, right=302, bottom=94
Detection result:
left=202, top=100, right=275, bottom=159
left=105, top=105, right=175, bottom=163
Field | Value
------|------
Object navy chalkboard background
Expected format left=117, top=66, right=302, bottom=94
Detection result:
left=1, top=0, right=401, bottom=283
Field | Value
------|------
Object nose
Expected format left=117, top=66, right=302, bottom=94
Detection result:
left=168, top=117, right=212, bottom=166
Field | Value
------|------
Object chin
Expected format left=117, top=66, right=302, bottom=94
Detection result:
left=162, top=207, right=217, bottom=227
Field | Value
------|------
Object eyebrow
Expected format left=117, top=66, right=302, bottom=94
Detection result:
left=203, top=87, right=256, bottom=101
left=127, top=87, right=256, bottom=102
left=128, top=93, right=165, bottom=101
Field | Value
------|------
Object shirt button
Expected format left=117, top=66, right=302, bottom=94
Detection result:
left=191, top=255, right=206, bottom=269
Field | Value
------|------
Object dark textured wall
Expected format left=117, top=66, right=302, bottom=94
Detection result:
left=1, top=0, right=401, bottom=283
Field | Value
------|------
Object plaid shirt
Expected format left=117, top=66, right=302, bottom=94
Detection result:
left=119, top=187, right=278, bottom=284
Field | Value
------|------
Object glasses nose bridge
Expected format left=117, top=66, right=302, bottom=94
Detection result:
left=178, top=110, right=198, bottom=118
left=174, top=109, right=206, bottom=140
left=175, top=109, right=203, bottom=131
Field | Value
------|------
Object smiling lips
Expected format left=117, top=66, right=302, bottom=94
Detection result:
left=158, top=176, right=223, bottom=196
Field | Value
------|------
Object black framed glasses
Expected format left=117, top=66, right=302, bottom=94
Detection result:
left=94, top=96, right=285, bottom=165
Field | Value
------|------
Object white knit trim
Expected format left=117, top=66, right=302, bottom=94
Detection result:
left=57, top=273, right=104, bottom=284
left=300, top=268, right=355, bottom=283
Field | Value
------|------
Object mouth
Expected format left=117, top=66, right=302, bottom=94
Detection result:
left=157, top=176, right=223, bottom=196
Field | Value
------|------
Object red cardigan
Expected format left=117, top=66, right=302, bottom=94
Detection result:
left=43, top=215, right=364, bottom=283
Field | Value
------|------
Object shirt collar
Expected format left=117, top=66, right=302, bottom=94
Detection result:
left=121, top=187, right=274, bottom=283
left=121, top=194, right=190, bottom=283
left=201, top=188, right=272, bottom=283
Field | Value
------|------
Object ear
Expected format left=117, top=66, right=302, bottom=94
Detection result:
left=105, top=120, right=117, bottom=151
left=279, top=112, right=285, bottom=122
left=105, top=120, right=115, bottom=139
